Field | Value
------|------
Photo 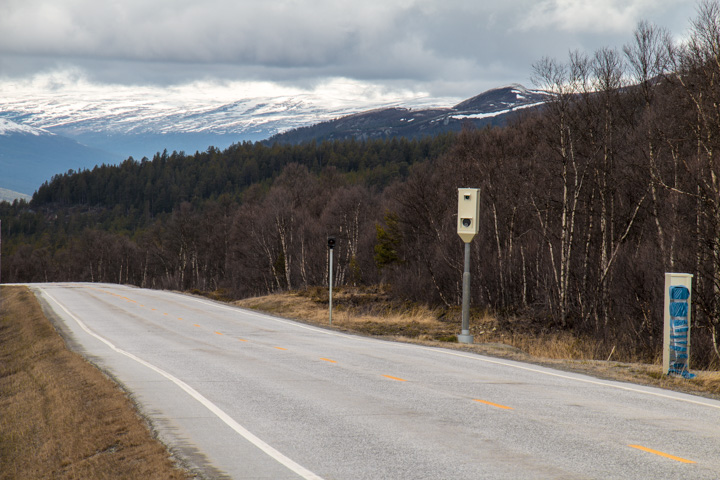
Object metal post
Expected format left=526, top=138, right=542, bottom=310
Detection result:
left=458, top=242, right=474, bottom=344
left=328, top=247, right=333, bottom=325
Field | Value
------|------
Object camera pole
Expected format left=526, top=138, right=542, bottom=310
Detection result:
left=460, top=241, right=472, bottom=341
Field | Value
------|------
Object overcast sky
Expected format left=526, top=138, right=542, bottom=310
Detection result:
left=0, top=0, right=703, bottom=102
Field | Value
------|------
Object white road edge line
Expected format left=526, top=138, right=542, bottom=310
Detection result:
left=37, top=286, right=324, bottom=480
left=185, top=291, right=720, bottom=411
left=420, top=347, right=720, bottom=410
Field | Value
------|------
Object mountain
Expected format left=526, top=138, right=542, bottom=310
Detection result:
left=0, top=84, right=547, bottom=194
left=0, top=187, right=30, bottom=203
left=0, top=119, right=120, bottom=195
left=0, top=83, right=545, bottom=156
left=265, top=85, right=548, bottom=144
left=0, top=84, right=458, bottom=160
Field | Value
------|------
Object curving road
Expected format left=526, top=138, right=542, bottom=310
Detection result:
left=28, top=283, right=720, bottom=479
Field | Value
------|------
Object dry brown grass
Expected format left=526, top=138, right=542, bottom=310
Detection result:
left=0, top=286, right=192, bottom=480
left=236, top=289, right=458, bottom=340
left=236, top=286, right=720, bottom=400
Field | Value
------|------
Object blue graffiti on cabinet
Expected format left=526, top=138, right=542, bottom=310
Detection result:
left=668, top=286, right=695, bottom=379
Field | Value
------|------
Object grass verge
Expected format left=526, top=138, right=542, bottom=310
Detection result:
left=235, top=286, right=720, bottom=400
left=0, top=286, right=192, bottom=480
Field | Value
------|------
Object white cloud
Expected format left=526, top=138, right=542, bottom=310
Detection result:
left=0, top=0, right=701, bottom=98
left=0, top=0, right=406, bottom=64
left=0, top=70, right=450, bottom=110
left=518, top=0, right=680, bottom=33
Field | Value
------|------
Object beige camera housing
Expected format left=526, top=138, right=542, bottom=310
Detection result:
left=457, top=188, right=480, bottom=243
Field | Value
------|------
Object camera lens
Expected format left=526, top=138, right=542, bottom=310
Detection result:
left=462, top=218, right=471, bottom=228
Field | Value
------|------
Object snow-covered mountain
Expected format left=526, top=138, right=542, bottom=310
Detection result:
left=0, top=118, right=47, bottom=137
left=0, top=118, right=119, bottom=195
left=266, top=84, right=548, bottom=144
left=0, top=82, right=547, bottom=196
left=0, top=80, right=461, bottom=160
left=0, top=187, right=30, bottom=203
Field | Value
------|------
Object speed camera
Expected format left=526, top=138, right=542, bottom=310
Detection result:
left=457, top=188, right=480, bottom=243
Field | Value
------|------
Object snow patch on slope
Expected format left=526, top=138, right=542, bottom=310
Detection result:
left=0, top=187, right=31, bottom=202
left=0, top=118, right=50, bottom=136
left=450, top=101, right=546, bottom=120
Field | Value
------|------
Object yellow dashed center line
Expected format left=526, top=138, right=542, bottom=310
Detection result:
left=274, top=347, right=288, bottom=351
left=238, top=338, right=248, bottom=342
left=320, top=358, right=337, bottom=363
left=214, top=331, right=223, bottom=335
left=628, top=445, right=695, bottom=464
left=382, top=375, right=407, bottom=382
left=473, top=399, right=513, bottom=410
left=193, top=324, right=201, bottom=328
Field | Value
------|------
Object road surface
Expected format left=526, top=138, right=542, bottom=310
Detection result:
left=28, top=283, right=720, bottom=479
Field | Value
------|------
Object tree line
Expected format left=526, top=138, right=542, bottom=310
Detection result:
left=30, top=135, right=454, bottom=219
left=0, top=135, right=454, bottom=291
left=4, top=3, right=720, bottom=368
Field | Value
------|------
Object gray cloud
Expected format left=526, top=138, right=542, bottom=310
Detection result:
left=0, top=0, right=701, bottom=97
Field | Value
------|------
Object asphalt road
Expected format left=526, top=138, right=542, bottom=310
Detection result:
left=29, top=282, right=720, bottom=479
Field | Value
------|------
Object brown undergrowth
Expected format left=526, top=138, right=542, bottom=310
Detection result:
left=235, top=285, right=720, bottom=400
left=0, top=286, right=192, bottom=480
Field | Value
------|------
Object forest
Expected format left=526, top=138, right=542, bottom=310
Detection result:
left=4, top=4, right=720, bottom=368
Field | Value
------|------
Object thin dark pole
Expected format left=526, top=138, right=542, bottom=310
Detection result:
left=329, top=247, right=333, bottom=325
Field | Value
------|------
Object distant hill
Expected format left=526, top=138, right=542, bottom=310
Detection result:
left=0, top=85, right=547, bottom=194
left=1, top=84, right=546, bottom=157
left=0, top=187, right=30, bottom=203
left=265, top=85, right=548, bottom=144
left=0, top=119, right=120, bottom=195
left=0, top=85, right=456, bottom=161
